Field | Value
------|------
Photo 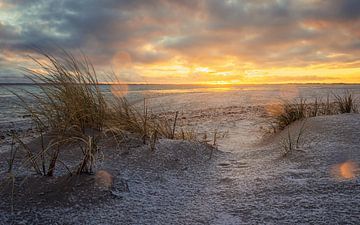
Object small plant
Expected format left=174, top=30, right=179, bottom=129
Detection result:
left=274, top=98, right=307, bottom=130
left=149, top=129, right=158, bottom=151
left=280, top=120, right=307, bottom=157
left=272, top=93, right=358, bottom=132
left=9, top=48, right=107, bottom=176
left=334, top=92, right=358, bottom=113
left=10, top=48, right=198, bottom=178
left=179, top=128, right=197, bottom=141
left=308, top=97, right=320, bottom=117
left=280, top=127, right=293, bottom=157
left=322, top=95, right=333, bottom=115
left=213, top=129, right=218, bottom=147
left=76, top=135, right=100, bottom=174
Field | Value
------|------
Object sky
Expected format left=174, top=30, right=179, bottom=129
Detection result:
left=0, top=0, right=359, bottom=84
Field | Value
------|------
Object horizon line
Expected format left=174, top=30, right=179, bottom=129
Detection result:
left=1, top=82, right=360, bottom=86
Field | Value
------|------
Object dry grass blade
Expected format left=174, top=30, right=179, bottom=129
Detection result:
left=13, top=134, right=42, bottom=175
left=279, top=120, right=308, bottom=157
left=7, top=133, right=17, bottom=173
left=75, top=135, right=99, bottom=174
left=171, top=111, right=179, bottom=139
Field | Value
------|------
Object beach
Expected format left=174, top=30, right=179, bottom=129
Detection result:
left=2, top=83, right=360, bottom=151
left=0, top=84, right=359, bottom=224
left=1, top=0, right=360, bottom=223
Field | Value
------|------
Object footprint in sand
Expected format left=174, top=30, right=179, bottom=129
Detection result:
left=217, top=161, right=249, bottom=168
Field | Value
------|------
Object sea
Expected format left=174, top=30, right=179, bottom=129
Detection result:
left=1, top=83, right=360, bottom=136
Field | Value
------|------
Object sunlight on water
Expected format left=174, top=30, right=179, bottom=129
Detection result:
left=209, top=87, right=234, bottom=92
left=331, top=161, right=358, bottom=180
left=128, top=86, right=234, bottom=94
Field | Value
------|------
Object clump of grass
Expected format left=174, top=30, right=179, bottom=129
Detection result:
left=280, top=120, right=307, bottom=157
left=106, top=98, right=180, bottom=144
left=22, top=48, right=107, bottom=133
left=308, top=97, right=320, bottom=117
left=274, top=98, right=307, bottom=130
left=179, top=128, right=197, bottom=141
left=273, top=92, right=358, bottom=131
left=334, top=92, right=358, bottom=113
left=2, top=48, right=204, bottom=213
left=10, top=49, right=107, bottom=176
left=10, top=48, right=198, bottom=177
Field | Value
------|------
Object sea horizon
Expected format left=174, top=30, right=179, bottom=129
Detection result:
left=1, top=82, right=360, bottom=86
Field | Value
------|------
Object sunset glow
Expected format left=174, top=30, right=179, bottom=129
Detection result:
left=0, top=0, right=359, bottom=84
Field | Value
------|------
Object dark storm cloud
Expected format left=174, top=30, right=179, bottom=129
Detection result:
left=1, top=0, right=200, bottom=59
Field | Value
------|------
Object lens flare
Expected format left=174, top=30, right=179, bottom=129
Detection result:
left=111, top=81, right=128, bottom=97
left=331, top=161, right=358, bottom=180
left=95, top=170, right=113, bottom=189
left=279, top=85, right=299, bottom=100
left=265, top=100, right=284, bottom=116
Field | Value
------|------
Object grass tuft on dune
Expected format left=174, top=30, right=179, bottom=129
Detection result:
left=272, top=93, right=359, bottom=131
left=9, top=49, right=198, bottom=177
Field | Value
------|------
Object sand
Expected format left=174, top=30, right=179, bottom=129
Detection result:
left=0, top=91, right=359, bottom=224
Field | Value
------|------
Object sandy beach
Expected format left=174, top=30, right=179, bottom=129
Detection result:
left=0, top=88, right=359, bottom=224
left=1, top=1, right=360, bottom=224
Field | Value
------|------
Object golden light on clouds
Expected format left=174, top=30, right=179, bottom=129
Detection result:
left=0, top=0, right=360, bottom=84
left=114, top=58, right=360, bottom=84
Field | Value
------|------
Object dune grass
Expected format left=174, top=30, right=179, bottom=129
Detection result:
left=10, top=49, right=107, bottom=176
left=273, top=93, right=358, bottom=131
left=279, top=120, right=307, bottom=157
left=334, top=92, right=358, bottom=113
left=274, top=98, right=307, bottom=130
left=274, top=93, right=357, bottom=157
left=9, top=49, right=196, bottom=177
left=21, top=49, right=107, bottom=133
left=105, top=98, right=177, bottom=141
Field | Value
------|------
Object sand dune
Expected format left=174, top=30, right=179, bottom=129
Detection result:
left=1, top=110, right=359, bottom=224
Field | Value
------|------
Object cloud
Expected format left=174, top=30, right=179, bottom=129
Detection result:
left=0, top=0, right=359, bottom=83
